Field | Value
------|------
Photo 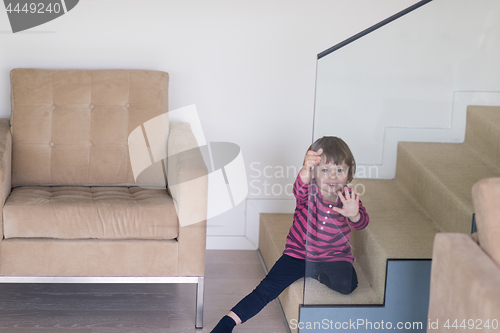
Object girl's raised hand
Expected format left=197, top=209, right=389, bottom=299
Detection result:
left=332, top=187, right=361, bottom=222
left=299, top=149, right=323, bottom=184
left=303, top=148, right=322, bottom=170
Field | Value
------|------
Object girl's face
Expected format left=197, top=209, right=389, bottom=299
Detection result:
left=314, top=158, right=349, bottom=201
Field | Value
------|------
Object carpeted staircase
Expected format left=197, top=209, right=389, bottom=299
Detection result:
left=258, top=105, right=500, bottom=332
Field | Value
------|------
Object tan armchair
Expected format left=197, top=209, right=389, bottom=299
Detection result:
left=0, top=68, right=208, bottom=328
left=427, top=178, right=500, bottom=332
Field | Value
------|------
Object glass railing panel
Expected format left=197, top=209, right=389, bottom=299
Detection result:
left=304, top=0, right=500, bottom=307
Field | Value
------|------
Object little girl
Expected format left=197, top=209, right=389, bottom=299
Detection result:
left=210, top=136, right=369, bottom=333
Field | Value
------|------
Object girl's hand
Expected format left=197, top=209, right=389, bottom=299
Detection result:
left=332, top=187, right=361, bottom=222
left=299, top=149, right=322, bottom=184
left=303, top=148, right=322, bottom=170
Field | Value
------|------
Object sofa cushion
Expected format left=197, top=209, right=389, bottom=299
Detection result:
left=0, top=238, right=179, bottom=277
left=472, top=177, right=500, bottom=268
left=10, top=68, right=169, bottom=186
left=3, top=186, right=178, bottom=240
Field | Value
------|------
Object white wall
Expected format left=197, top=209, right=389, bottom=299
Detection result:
left=314, top=0, right=500, bottom=179
left=5, top=0, right=484, bottom=249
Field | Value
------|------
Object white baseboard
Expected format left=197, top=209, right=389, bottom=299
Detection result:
left=206, top=235, right=258, bottom=250
left=206, top=199, right=295, bottom=250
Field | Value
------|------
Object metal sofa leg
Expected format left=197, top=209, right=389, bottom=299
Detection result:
left=196, top=276, right=205, bottom=329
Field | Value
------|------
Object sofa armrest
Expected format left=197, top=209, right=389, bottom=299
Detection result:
left=472, top=178, right=500, bottom=269
left=0, top=119, right=12, bottom=233
left=428, top=233, right=500, bottom=329
left=167, top=121, right=208, bottom=276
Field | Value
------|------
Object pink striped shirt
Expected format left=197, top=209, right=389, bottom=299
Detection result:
left=283, top=175, right=369, bottom=263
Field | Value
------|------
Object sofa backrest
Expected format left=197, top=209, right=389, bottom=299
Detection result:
left=10, top=68, right=169, bottom=186
left=472, top=177, right=500, bottom=268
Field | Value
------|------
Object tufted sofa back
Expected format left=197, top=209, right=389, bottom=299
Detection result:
left=10, top=68, right=169, bottom=187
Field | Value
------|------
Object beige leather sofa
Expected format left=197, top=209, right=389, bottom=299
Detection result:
left=0, top=68, right=208, bottom=328
left=427, top=178, right=500, bottom=332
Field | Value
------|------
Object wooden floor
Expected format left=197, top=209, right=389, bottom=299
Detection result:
left=0, top=250, right=289, bottom=333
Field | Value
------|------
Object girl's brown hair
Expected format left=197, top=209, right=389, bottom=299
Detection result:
left=307, top=136, right=356, bottom=182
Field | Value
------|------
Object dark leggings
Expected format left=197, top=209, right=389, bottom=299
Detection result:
left=231, top=254, right=358, bottom=323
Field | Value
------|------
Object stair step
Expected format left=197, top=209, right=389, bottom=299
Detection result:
left=259, top=214, right=290, bottom=273
left=465, top=105, right=500, bottom=168
left=259, top=176, right=439, bottom=325
left=259, top=213, right=380, bottom=333
left=300, top=260, right=432, bottom=332
left=351, top=179, right=437, bottom=259
left=303, top=259, right=380, bottom=305
left=260, top=213, right=382, bottom=308
left=396, top=141, right=500, bottom=233
left=349, top=179, right=438, bottom=302
left=259, top=213, right=300, bottom=331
